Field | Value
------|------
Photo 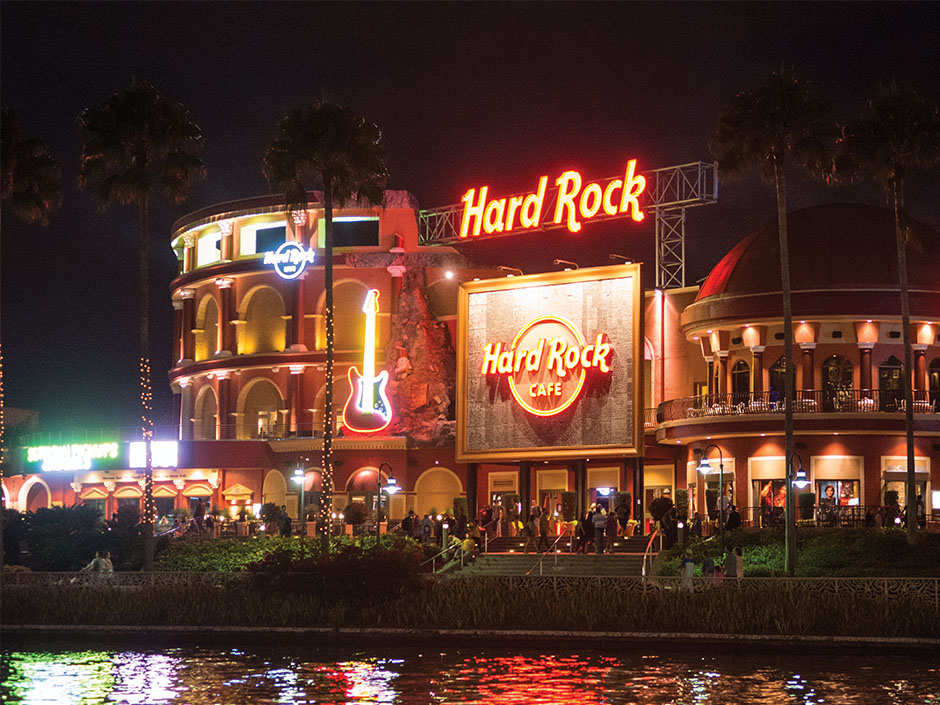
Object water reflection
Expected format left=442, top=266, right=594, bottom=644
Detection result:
left=1, top=645, right=937, bottom=704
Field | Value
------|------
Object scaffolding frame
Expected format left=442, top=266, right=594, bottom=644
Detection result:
left=418, top=161, right=717, bottom=289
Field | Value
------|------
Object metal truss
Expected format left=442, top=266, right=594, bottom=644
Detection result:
left=418, top=161, right=717, bottom=289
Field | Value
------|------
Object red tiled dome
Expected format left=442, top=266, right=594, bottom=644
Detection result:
left=682, top=204, right=940, bottom=330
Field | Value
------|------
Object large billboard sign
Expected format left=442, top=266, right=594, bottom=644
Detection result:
left=457, top=264, right=643, bottom=461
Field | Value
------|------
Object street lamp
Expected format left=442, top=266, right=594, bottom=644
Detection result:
left=376, top=462, right=399, bottom=541
left=785, top=452, right=810, bottom=575
left=696, top=444, right=725, bottom=554
left=292, top=466, right=306, bottom=538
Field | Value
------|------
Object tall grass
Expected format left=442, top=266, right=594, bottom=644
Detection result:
left=4, top=579, right=936, bottom=639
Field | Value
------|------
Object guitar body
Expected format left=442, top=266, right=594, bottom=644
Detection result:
left=342, top=367, right=392, bottom=433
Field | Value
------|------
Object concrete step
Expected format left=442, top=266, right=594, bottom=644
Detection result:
left=484, top=535, right=651, bottom=554
left=453, top=553, right=649, bottom=577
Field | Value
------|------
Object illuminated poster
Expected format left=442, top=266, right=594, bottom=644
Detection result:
left=457, top=264, right=643, bottom=461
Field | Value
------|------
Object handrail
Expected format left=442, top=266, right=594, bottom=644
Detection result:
left=420, top=543, right=455, bottom=574
left=525, top=531, right=568, bottom=576
left=641, top=528, right=660, bottom=580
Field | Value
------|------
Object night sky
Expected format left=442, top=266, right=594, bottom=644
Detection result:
left=2, top=2, right=938, bottom=433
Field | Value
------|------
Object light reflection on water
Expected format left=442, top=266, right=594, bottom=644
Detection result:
left=1, top=644, right=937, bottom=704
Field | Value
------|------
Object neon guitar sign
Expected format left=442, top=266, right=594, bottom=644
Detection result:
left=342, top=289, right=393, bottom=433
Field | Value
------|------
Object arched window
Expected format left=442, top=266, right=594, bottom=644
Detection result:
left=879, top=356, right=903, bottom=411
left=239, top=287, right=286, bottom=355
left=731, top=360, right=750, bottom=402
left=317, top=280, right=370, bottom=351
left=769, top=355, right=788, bottom=402
left=194, top=295, right=219, bottom=361
left=822, top=354, right=853, bottom=411
left=239, top=379, right=285, bottom=439
left=929, top=358, right=940, bottom=405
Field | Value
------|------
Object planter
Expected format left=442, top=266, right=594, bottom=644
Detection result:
left=305, top=523, right=317, bottom=537
left=235, top=521, right=248, bottom=538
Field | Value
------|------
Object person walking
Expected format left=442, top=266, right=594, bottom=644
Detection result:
left=523, top=515, right=539, bottom=554
left=702, top=549, right=715, bottom=577
left=592, top=506, right=608, bottom=554
left=680, top=549, right=695, bottom=591
left=605, top=510, right=618, bottom=553
left=538, top=508, right=551, bottom=553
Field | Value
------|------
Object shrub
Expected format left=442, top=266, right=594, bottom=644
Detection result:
left=673, top=490, right=688, bottom=520
left=344, top=503, right=369, bottom=526
left=260, top=503, right=280, bottom=526
left=561, top=492, right=578, bottom=522
left=648, top=496, right=673, bottom=522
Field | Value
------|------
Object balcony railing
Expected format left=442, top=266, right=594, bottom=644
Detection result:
left=657, top=389, right=937, bottom=424
left=644, top=408, right=658, bottom=429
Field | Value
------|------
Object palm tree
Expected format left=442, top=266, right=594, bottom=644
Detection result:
left=0, top=107, right=61, bottom=569
left=709, top=67, right=838, bottom=574
left=78, top=80, right=205, bottom=570
left=847, top=83, right=940, bottom=543
left=263, top=102, right=387, bottom=550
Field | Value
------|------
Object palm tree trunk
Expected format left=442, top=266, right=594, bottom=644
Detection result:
left=140, top=195, right=155, bottom=571
left=321, top=180, right=334, bottom=554
left=774, top=160, right=797, bottom=576
left=894, top=177, right=917, bottom=544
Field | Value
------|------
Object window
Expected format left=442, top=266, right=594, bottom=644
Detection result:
left=155, top=497, right=175, bottom=519
left=196, top=230, right=221, bottom=268
left=769, top=356, right=788, bottom=402
left=239, top=222, right=287, bottom=256
left=83, top=499, right=106, bottom=520
left=879, top=356, right=903, bottom=411
left=319, top=217, right=379, bottom=248
left=929, top=358, right=940, bottom=405
left=822, top=355, right=853, bottom=411
left=731, top=360, right=750, bottom=403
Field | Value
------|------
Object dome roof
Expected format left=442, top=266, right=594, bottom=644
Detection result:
left=682, top=204, right=940, bottom=331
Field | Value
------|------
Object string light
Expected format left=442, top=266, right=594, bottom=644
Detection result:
left=139, top=356, right=155, bottom=524
left=0, top=342, right=5, bottom=495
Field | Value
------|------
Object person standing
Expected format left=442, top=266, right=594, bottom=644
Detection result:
left=701, top=549, right=715, bottom=577
left=193, top=498, right=206, bottom=534
left=605, top=511, right=618, bottom=554
left=538, top=509, right=551, bottom=553
left=490, top=501, right=503, bottom=537
left=680, top=549, right=695, bottom=591
left=523, top=515, right=539, bottom=554
left=725, top=546, right=742, bottom=582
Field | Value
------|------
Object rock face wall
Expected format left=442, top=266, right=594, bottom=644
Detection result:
left=385, top=254, right=458, bottom=446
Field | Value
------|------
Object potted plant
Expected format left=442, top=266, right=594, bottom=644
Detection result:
left=235, top=506, right=250, bottom=537
left=344, top=502, right=369, bottom=536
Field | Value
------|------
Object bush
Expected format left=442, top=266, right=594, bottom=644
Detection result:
left=648, top=497, right=673, bottom=522
left=344, top=503, right=369, bottom=526
left=673, top=490, right=688, bottom=520
left=561, top=492, right=578, bottom=522
left=260, top=503, right=280, bottom=526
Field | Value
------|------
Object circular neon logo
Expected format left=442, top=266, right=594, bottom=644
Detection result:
left=508, top=316, right=588, bottom=417
left=263, top=242, right=316, bottom=279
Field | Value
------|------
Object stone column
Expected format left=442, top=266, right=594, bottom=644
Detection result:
left=519, top=462, right=531, bottom=518
left=215, top=278, right=234, bottom=357
left=288, top=365, right=304, bottom=436
left=291, top=209, right=308, bottom=244
left=217, top=371, right=232, bottom=440
left=172, top=298, right=185, bottom=363
left=219, top=220, right=234, bottom=261
left=799, top=343, right=816, bottom=392
left=715, top=351, right=729, bottom=397
left=178, top=377, right=194, bottom=440
left=750, top=346, right=765, bottom=394
left=913, top=344, right=928, bottom=391
left=705, top=356, right=715, bottom=396
left=289, top=273, right=308, bottom=352
left=182, top=232, right=196, bottom=274
left=466, top=463, right=478, bottom=519
left=858, top=343, right=874, bottom=393
left=635, top=457, right=645, bottom=535
left=180, top=289, right=196, bottom=363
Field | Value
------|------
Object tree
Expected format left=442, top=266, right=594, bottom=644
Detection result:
left=263, top=102, right=387, bottom=551
left=78, top=79, right=205, bottom=570
left=0, top=108, right=61, bottom=569
left=847, top=83, right=940, bottom=543
left=709, top=67, right=838, bottom=574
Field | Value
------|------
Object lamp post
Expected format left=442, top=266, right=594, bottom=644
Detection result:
left=376, top=462, right=399, bottom=541
left=785, top=452, right=810, bottom=576
left=292, top=466, right=305, bottom=538
left=696, top=445, right=725, bottom=555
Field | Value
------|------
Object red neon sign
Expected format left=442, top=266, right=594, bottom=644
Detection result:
left=460, top=159, right=646, bottom=239
left=481, top=316, right=612, bottom=417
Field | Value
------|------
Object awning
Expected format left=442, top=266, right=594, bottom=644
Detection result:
left=183, top=482, right=213, bottom=497
left=79, top=486, right=108, bottom=500
left=113, top=485, right=143, bottom=499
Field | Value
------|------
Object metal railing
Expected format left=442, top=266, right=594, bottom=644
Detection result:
left=525, top=532, right=570, bottom=576
left=657, top=389, right=937, bottom=425
left=641, top=528, right=661, bottom=579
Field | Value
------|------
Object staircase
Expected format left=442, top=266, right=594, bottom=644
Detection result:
left=448, top=534, right=654, bottom=577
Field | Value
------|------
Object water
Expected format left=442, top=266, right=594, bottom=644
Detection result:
left=1, top=641, right=937, bottom=704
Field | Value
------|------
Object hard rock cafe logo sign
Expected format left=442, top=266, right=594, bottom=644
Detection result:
left=263, top=241, right=316, bottom=279
left=480, top=316, right=612, bottom=416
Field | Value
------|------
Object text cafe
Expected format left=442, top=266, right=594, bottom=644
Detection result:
left=456, top=264, right=647, bottom=522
